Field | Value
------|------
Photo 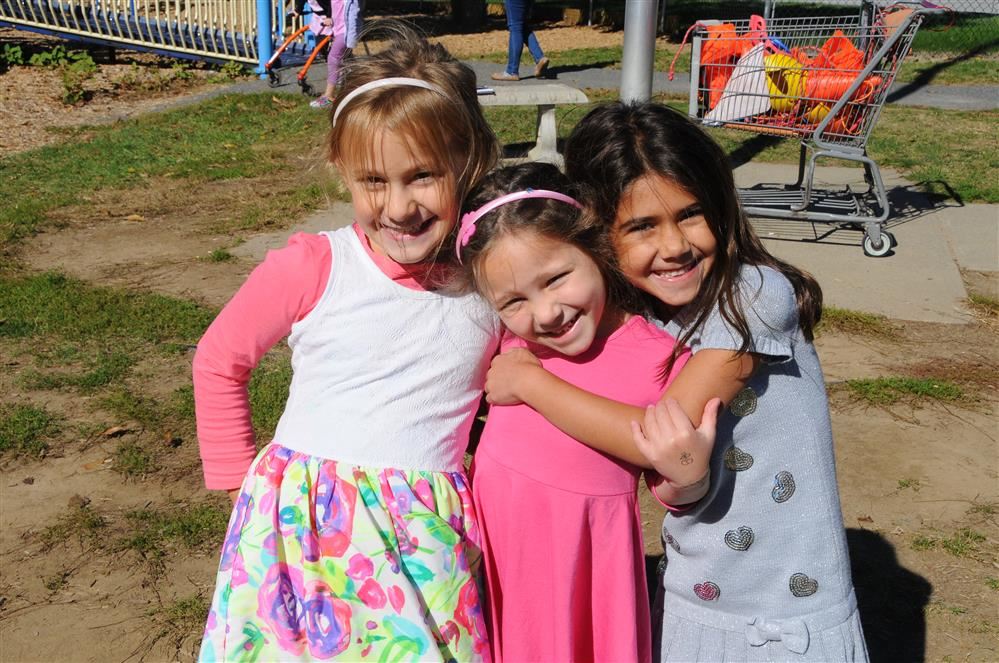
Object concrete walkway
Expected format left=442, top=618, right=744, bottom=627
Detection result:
left=465, top=61, right=999, bottom=112
left=732, top=163, right=997, bottom=324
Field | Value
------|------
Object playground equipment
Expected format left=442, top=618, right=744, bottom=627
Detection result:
left=0, top=1, right=315, bottom=73
left=686, top=1, right=941, bottom=256
left=265, top=21, right=329, bottom=94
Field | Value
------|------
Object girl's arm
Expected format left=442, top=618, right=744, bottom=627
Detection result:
left=193, top=233, right=330, bottom=493
left=485, top=346, right=758, bottom=485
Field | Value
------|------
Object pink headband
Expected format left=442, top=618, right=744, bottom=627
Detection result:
left=455, top=189, right=582, bottom=264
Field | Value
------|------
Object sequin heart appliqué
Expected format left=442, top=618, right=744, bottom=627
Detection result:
left=724, top=446, right=754, bottom=472
left=771, top=470, right=796, bottom=503
left=789, top=572, right=819, bottom=597
left=724, top=526, right=754, bottom=551
left=693, top=581, right=720, bottom=601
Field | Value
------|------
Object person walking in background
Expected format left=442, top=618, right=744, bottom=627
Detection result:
left=292, top=0, right=362, bottom=109
left=492, top=0, right=549, bottom=81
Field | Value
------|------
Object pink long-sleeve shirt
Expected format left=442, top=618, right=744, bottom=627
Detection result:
left=193, top=225, right=438, bottom=490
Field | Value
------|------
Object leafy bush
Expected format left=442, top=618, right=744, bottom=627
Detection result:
left=60, top=53, right=98, bottom=105
left=1, top=44, right=25, bottom=67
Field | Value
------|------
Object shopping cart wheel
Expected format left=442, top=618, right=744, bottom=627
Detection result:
left=863, top=231, right=893, bottom=258
left=267, top=69, right=280, bottom=88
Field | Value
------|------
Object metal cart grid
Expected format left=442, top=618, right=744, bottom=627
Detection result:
left=687, top=3, right=937, bottom=256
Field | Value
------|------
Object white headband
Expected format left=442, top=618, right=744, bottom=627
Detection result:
left=332, top=77, right=447, bottom=126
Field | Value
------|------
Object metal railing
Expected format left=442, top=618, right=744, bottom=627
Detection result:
left=0, top=0, right=316, bottom=68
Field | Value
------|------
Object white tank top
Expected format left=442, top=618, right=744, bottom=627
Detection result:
left=272, top=226, right=501, bottom=471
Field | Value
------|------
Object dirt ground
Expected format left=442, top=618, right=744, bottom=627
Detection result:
left=1, top=22, right=997, bottom=663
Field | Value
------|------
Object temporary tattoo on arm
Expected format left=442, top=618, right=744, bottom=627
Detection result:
left=680, top=451, right=693, bottom=465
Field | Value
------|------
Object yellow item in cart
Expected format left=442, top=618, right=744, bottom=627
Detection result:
left=805, top=103, right=831, bottom=124
left=763, top=53, right=807, bottom=113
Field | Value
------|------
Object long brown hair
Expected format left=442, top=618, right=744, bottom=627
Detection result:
left=565, top=101, right=822, bottom=370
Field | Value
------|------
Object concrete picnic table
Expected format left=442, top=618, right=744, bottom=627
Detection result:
left=477, top=82, right=589, bottom=166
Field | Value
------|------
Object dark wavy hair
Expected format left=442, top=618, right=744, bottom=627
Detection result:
left=565, top=101, right=822, bottom=371
left=455, top=162, right=645, bottom=317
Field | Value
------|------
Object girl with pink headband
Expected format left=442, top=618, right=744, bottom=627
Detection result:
left=194, top=25, right=501, bottom=661
left=455, top=162, right=714, bottom=662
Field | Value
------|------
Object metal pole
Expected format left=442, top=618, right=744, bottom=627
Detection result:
left=256, top=0, right=273, bottom=76
left=620, top=0, right=657, bottom=103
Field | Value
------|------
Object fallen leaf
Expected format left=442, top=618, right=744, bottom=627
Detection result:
left=125, top=214, right=145, bottom=222
left=857, top=515, right=874, bottom=523
left=101, top=426, right=131, bottom=438
left=22, top=477, right=34, bottom=485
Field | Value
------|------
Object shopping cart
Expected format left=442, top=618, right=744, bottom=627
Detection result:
left=685, top=1, right=942, bottom=256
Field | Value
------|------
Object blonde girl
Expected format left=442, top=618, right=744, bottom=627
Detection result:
left=194, top=26, right=500, bottom=661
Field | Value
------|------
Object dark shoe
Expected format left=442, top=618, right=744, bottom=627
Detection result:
left=534, top=57, right=550, bottom=78
left=491, top=71, right=520, bottom=81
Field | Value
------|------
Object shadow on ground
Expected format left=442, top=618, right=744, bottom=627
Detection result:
left=888, top=39, right=999, bottom=102
left=740, top=178, right=964, bottom=248
left=849, top=528, right=932, bottom=662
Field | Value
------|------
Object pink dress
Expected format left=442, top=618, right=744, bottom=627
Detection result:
left=472, top=315, right=688, bottom=663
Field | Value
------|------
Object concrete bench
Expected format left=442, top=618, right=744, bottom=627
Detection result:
left=478, top=83, right=589, bottom=167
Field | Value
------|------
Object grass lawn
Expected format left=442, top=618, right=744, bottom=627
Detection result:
left=2, top=90, right=995, bottom=256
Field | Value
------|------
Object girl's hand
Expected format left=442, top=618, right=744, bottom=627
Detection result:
left=484, top=348, right=541, bottom=405
left=321, top=17, right=333, bottom=26
left=631, top=397, right=720, bottom=488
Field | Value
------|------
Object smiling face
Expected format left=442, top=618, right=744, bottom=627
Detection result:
left=479, top=231, right=617, bottom=356
left=612, top=174, right=718, bottom=309
left=342, top=129, right=457, bottom=264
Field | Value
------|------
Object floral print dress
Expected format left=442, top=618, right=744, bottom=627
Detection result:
left=199, top=445, right=489, bottom=661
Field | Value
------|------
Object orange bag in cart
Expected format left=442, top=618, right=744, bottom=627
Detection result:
left=699, top=23, right=749, bottom=110
left=792, top=30, right=864, bottom=69
left=818, top=29, right=865, bottom=70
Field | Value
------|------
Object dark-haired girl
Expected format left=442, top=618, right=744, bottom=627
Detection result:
left=458, top=162, right=708, bottom=662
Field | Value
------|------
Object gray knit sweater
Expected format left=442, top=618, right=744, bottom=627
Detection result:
left=658, top=264, right=855, bottom=622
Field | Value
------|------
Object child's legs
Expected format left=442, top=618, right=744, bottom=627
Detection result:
left=325, top=32, right=347, bottom=94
